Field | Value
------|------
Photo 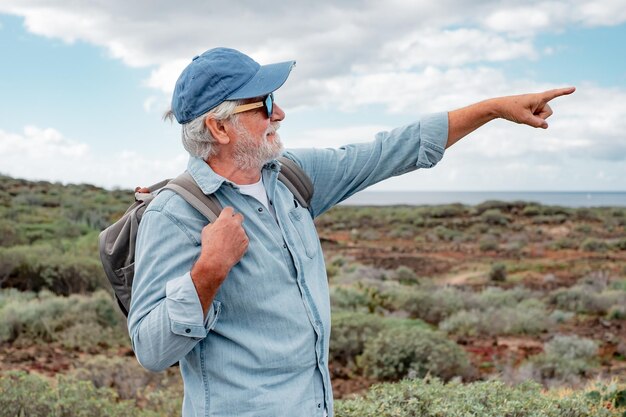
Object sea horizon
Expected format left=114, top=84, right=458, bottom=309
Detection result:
left=341, top=191, right=626, bottom=208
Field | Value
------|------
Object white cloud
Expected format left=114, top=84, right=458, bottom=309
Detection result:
left=285, top=81, right=626, bottom=190
left=0, top=126, right=187, bottom=189
left=1, top=0, right=624, bottom=104
left=1, top=1, right=625, bottom=191
left=375, top=28, right=537, bottom=70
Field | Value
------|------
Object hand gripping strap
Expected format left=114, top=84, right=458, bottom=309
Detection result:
left=164, top=172, right=222, bottom=223
left=276, top=156, right=313, bottom=208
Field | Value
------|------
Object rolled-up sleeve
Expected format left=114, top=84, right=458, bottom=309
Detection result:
left=285, top=112, right=448, bottom=217
left=166, top=273, right=221, bottom=338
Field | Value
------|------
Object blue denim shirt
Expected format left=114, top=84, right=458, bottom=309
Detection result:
left=128, top=112, right=448, bottom=417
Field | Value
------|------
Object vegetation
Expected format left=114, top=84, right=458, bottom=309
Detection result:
left=1, top=175, right=625, bottom=414
left=0, top=371, right=182, bottom=417
left=335, top=378, right=626, bottom=417
left=0, top=290, right=127, bottom=350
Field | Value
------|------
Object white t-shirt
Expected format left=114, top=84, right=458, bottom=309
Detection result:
left=237, top=177, right=277, bottom=220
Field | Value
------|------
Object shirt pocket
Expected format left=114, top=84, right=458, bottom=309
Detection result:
left=288, top=207, right=319, bottom=259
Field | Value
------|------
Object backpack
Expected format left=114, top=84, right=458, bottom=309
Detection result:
left=98, top=156, right=313, bottom=317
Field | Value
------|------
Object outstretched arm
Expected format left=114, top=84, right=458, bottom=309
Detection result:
left=446, top=87, right=576, bottom=148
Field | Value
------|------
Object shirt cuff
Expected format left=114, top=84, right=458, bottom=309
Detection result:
left=165, top=272, right=221, bottom=338
left=416, top=112, right=448, bottom=169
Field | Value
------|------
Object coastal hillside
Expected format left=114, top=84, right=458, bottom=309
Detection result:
left=1, top=174, right=625, bottom=416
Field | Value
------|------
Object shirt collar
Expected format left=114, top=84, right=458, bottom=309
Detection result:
left=187, top=156, right=281, bottom=195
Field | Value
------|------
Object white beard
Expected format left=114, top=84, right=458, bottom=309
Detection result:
left=233, top=122, right=284, bottom=171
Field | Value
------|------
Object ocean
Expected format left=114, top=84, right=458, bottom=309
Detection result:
left=341, top=191, right=626, bottom=207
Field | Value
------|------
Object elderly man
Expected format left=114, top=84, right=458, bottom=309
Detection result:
left=128, top=47, right=574, bottom=417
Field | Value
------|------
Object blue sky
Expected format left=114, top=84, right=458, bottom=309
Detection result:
left=0, top=2, right=625, bottom=191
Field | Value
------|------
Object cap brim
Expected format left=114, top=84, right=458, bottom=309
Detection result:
left=227, top=60, right=295, bottom=100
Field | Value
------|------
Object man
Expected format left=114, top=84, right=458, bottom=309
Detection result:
left=128, top=47, right=574, bottom=417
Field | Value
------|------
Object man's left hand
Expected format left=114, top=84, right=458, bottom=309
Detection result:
left=494, top=87, right=576, bottom=129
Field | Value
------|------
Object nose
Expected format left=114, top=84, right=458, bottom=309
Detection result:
left=271, top=103, right=285, bottom=122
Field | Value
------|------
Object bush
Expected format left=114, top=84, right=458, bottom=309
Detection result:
left=335, top=378, right=623, bottom=417
left=532, top=214, right=568, bottom=224
left=613, top=238, right=626, bottom=250
left=330, top=286, right=370, bottom=312
left=71, top=355, right=182, bottom=402
left=479, top=235, right=499, bottom=251
left=480, top=209, right=509, bottom=226
left=392, top=286, right=467, bottom=324
left=440, top=300, right=550, bottom=337
left=470, top=286, right=534, bottom=310
left=432, top=225, right=462, bottom=242
left=520, top=335, right=599, bottom=387
left=0, top=244, right=108, bottom=294
left=330, top=311, right=428, bottom=367
left=390, top=266, right=420, bottom=285
left=548, top=286, right=626, bottom=315
left=488, top=263, right=507, bottom=282
left=0, top=290, right=127, bottom=349
left=580, top=238, right=609, bottom=252
left=358, top=326, right=472, bottom=381
left=0, top=371, right=140, bottom=417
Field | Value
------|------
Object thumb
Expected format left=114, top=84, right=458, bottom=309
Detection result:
left=219, top=206, right=235, bottom=218
left=526, top=115, right=549, bottom=129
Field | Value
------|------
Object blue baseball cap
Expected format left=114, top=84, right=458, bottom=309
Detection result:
left=172, top=47, right=296, bottom=124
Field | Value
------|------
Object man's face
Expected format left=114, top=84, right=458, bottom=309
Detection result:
left=231, top=98, right=285, bottom=171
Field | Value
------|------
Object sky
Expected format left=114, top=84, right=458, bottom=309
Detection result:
left=0, top=1, right=625, bottom=191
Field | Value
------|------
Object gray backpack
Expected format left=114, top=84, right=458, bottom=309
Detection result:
left=98, top=157, right=313, bottom=317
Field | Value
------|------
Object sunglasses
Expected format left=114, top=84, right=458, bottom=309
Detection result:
left=232, top=93, right=274, bottom=118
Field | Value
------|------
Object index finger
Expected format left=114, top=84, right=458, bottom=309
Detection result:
left=542, top=86, right=576, bottom=102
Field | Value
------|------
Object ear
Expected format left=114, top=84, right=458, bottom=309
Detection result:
left=205, top=117, right=231, bottom=145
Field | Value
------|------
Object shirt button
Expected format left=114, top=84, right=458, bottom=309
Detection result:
left=283, top=243, right=287, bottom=248
left=185, top=328, right=191, bottom=334
left=258, top=207, right=263, bottom=212
left=317, top=403, right=321, bottom=408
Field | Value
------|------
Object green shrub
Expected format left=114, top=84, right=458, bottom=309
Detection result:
left=335, top=378, right=622, bottom=417
left=549, top=309, right=575, bottom=323
left=330, top=286, right=370, bottom=312
left=551, top=238, right=578, bottom=249
left=521, top=335, right=599, bottom=386
left=358, top=326, right=472, bottom=381
left=480, top=209, right=509, bottom=226
left=613, top=238, right=626, bottom=250
left=548, top=286, right=626, bottom=315
left=522, top=205, right=541, bottom=216
left=470, top=286, right=534, bottom=310
left=580, top=238, right=609, bottom=252
left=392, top=286, right=467, bottom=324
left=391, top=266, right=420, bottom=285
left=71, top=355, right=182, bottom=403
left=0, top=371, right=141, bottom=417
left=330, top=311, right=428, bottom=367
left=607, top=305, right=626, bottom=320
left=433, top=225, right=462, bottom=242
left=532, top=214, right=567, bottom=224
left=439, top=300, right=550, bottom=337
left=0, top=290, right=127, bottom=349
left=478, top=235, right=499, bottom=251
left=0, top=244, right=108, bottom=294
left=389, top=224, right=416, bottom=238
left=488, top=263, right=507, bottom=282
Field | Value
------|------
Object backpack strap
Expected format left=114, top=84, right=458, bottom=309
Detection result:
left=277, top=156, right=313, bottom=208
left=156, top=158, right=312, bottom=220
left=164, top=172, right=222, bottom=223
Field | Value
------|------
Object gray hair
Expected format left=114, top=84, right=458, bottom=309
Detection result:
left=163, top=100, right=241, bottom=160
